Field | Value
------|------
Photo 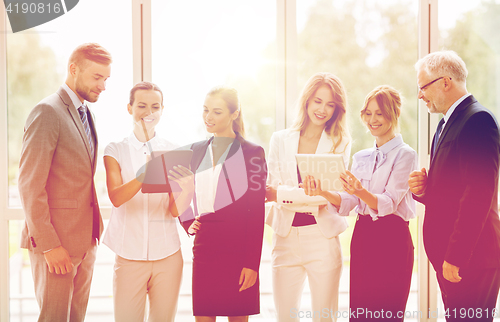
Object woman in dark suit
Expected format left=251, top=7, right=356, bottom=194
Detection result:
left=177, top=86, right=267, bottom=322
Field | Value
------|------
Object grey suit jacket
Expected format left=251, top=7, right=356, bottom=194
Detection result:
left=19, top=86, right=103, bottom=257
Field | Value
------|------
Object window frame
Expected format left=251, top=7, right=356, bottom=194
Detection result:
left=0, top=0, right=440, bottom=320
left=417, top=1, right=440, bottom=321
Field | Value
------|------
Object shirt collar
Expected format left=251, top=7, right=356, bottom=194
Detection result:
left=373, top=133, right=404, bottom=155
left=128, top=132, right=158, bottom=151
left=61, top=83, right=85, bottom=110
left=444, top=93, right=471, bottom=123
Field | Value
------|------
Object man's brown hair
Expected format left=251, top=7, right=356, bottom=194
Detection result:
left=68, top=43, right=112, bottom=70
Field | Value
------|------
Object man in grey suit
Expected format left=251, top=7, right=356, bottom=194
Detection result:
left=18, top=43, right=112, bottom=321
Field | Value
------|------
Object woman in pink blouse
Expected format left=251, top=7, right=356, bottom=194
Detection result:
left=304, top=85, right=417, bottom=321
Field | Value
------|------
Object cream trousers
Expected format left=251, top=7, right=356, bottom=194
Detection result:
left=113, top=249, right=183, bottom=322
left=272, top=224, right=343, bottom=322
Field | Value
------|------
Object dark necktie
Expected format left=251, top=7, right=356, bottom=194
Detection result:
left=431, top=118, right=445, bottom=160
left=78, top=105, right=100, bottom=239
left=78, top=105, right=94, bottom=162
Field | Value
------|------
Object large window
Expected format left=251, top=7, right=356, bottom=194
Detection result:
left=296, top=0, right=419, bottom=318
left=7, top=1, right=133, bottom=208
left=151, top=0, right=277, bottom=318
left=4, top=0, right=500, bottom=321
left=151, top=0, right=276, bottom=151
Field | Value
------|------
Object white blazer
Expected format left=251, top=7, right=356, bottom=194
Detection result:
left=266, top=128, right=350, bottom=238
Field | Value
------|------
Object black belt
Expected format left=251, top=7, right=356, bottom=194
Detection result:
left=292, top=212, right=317, bottom=227
left=357, top=213, right=409, bottom=226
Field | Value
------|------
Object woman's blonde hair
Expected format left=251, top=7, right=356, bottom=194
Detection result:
left=206, top=86, right=245, bottom=138
left=292, top=72, right=349, bottom=153
left=360, top=85, right=401, bottom=132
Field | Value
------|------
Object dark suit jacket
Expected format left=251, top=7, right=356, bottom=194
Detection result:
left=179, top=133, right=267, bottom=271
left=415, top=95, right=500, bottom=270
left=18, top=86, right=103, bottom=257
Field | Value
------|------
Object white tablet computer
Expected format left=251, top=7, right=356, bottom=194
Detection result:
left=295, top=154, right=346, bottom=191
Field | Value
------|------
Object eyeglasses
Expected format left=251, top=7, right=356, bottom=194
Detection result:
left=418, top=77, right=449, bottom=92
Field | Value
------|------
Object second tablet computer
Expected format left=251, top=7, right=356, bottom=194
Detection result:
left=295, top=154, right=346, bottom=191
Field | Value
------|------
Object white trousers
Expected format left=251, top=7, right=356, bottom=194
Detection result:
left=113, top=249, right=183, bottom=322
left=272, top=224, right=343, bottom=322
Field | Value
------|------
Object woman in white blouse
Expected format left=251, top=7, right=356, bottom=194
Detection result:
left=266, top=72, right=351, bottom=322
left=103, top=82, right=188, bottom=322
left=304, top=85, right=417, bottom=321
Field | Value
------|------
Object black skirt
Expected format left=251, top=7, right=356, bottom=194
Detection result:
left=350, top=214, right=414, bottom=321
left=191, top=213, right=260, bottom=316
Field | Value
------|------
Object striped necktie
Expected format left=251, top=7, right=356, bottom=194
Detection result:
left=78, top=105, right=94, bottom=162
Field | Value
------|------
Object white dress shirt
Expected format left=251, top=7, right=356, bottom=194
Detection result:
left=103, top=133, right=181, bottom=261
left=328, top=134, right=417, bottom=221
left=437, top=93, right=472, bottom=138
left=61, top=83, right=83, bottom=110
left=444, top=93, right=471, bottom=123
left=195, top=140, right=234, bottom=215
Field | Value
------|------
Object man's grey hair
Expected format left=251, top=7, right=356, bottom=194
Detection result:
left=415, top=50, right=468, bottom=83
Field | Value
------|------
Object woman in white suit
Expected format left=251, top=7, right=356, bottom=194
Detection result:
left=266, top=72, right=351, bottom=322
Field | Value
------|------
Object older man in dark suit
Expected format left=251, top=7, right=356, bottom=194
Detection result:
left=18, top=43, right=111, bottom=322
left=409, top=51, right=500, bottom=321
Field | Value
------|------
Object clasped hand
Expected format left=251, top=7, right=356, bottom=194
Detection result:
left=443, top=260, right=462, bottom=283
left=408, top=167, right=427, bottom=196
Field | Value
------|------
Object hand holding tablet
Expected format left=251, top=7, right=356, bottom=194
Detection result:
left=295, top=154, right=346, bottom=191
left=141, top=149, right=193, bottom=193
left=340, top=170, right=364, bottom=195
